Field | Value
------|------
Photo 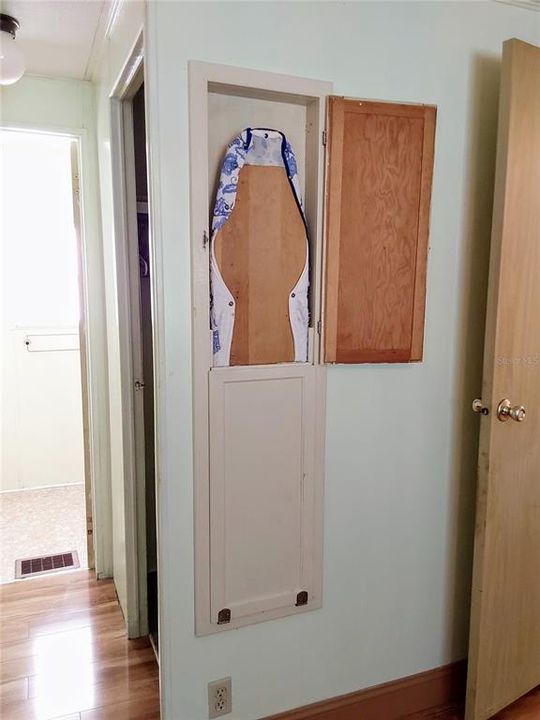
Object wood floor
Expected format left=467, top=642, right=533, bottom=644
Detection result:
left=0, top=570, right=160, bottom=720
left=1, top=569, right=539, bottom=720
left=410, top=684, right=540, bottom=719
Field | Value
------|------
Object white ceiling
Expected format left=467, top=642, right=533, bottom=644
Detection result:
left=1, top=0, right=112, bottom=80
left=2, top=0, right=538, bottom=82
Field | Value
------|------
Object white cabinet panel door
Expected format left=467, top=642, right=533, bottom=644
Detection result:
left=209, top=365, right=319, bottom=624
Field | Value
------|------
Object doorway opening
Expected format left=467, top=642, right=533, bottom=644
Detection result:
left=132, top=80, right=159, bottom=652
left=0, top=129, right=92, bottom=584
left=112, top=56, right=159, bottom=649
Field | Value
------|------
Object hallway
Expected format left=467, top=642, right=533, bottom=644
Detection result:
left=0, top=571, right=159, bottom=719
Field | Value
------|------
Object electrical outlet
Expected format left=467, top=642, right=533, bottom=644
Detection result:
left=208, top=676, right=232, bottom=718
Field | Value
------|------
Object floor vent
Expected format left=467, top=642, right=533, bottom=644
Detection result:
left=15, top=551, right=80, bottom=579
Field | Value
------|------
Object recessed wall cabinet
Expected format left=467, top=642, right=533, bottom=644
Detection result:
left=189, top=62, right=436, bottom=635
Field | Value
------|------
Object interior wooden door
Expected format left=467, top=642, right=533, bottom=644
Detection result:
left=466, top=39, right=540, bottom=720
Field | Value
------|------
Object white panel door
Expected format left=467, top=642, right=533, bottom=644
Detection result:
left=12, top=327, right=84, bottom=490
left=209, top=365, right=318, bottom=624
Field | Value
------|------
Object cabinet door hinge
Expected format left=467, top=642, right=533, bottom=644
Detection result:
left=316, top=320, right=322, bottom=335
left=73, top=173, right=80, bottom=200
left=203, top=230, right=209, bottom=249
left=322, top=130, right=327, bottom=146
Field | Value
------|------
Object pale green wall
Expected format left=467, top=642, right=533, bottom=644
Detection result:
left=0, top=75, right=93, bottom=129
left=145, top=3, right=538, bottom=719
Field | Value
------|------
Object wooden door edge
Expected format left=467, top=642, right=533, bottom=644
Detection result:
left=464, top=38, right=521, bottom=720
left=322, top=96, right=345, bottom=363
left=410, top=104, right=437, bottom=361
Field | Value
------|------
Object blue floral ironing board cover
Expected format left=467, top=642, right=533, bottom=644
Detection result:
left=210, top=128, right=309, bottom=366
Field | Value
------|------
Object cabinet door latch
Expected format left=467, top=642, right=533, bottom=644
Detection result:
left=217, top=608, right=231, bottom=624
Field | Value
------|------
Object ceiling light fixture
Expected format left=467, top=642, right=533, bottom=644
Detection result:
left=0, top=14, right=25, bottom=86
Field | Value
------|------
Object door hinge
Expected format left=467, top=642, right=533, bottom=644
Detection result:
left=134, top=380, right=145, bottom=391
left=295, top=591, right=309, bottom=607
left=322, top=130, right=327, bottom=146
left=217, top=608, right=231, bottom=624
left=316, top=320, right=322, bottom=335
left=203, top=230, right=209, bottom=249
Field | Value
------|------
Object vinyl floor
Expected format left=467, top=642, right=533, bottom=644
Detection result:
left=0, top=485, right=88, bottom=584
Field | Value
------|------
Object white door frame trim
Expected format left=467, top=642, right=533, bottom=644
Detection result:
left=109, top=32, right=155, bottom=638
left=188, top=60, right=330, bottom=636
left=0, top=121, right=112, bottom=578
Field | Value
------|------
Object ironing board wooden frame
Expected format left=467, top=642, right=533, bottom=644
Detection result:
left=213, top=162, right=308, bottom=366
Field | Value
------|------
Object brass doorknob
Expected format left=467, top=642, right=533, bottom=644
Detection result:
left=497, top=398, right=526, bottom=423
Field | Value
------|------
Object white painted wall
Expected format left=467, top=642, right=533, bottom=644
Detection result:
left=0, top=75, right=112, bottom=574
left=93, top=0, right=145, bottom=627
left=143, top=3, right=539, bottom=719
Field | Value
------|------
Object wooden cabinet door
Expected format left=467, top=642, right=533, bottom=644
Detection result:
left=323, top=97, right=436, bottom=363
left=466, top=39, right=540, bottom=720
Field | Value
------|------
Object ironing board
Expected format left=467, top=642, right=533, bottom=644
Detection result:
left=210, top=128, right=309, bottom=367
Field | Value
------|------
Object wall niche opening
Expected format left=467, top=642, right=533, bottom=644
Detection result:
left=207, top=81, right=324, bottom=367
